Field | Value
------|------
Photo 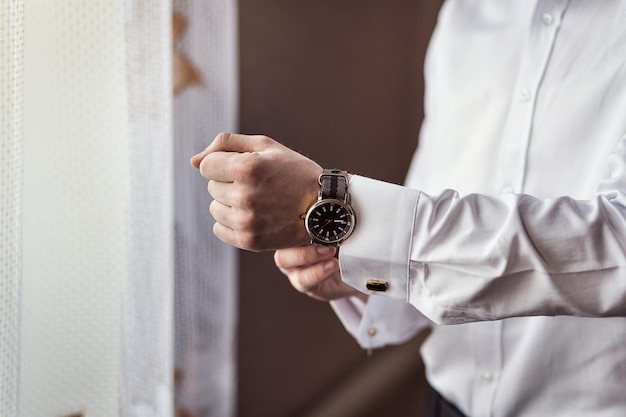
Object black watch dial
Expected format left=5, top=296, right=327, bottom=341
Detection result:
left=306, top=199, right=355, bottom=245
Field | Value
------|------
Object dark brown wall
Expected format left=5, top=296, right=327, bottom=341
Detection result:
left=237, top=2, right=442, bottom=416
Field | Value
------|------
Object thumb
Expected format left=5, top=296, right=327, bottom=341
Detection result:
left=190, top=133, right=270, bottom=169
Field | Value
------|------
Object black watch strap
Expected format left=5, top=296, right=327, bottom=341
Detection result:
left=319, top=168, right=349, bottom=200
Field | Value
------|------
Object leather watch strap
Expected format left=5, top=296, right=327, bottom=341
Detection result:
left=319, top=168, right=348, bottom=200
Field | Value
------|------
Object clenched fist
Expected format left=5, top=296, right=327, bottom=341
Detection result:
left=191, top=133, right=323, bottom=251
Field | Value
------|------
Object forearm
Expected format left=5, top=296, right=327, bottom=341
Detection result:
left=340, top=163, right=626, bottom=324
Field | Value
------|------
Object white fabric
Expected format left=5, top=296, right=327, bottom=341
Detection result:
left=1, top=1, right=238, bottom=416
left=335, top=1, right=626, bottom=416
left=123, top=2, right=174, bottom=415
left=19, top=1, right=173, bottom=416
left=0, top=2, right=24, bottom=416
left=172, top=1, right=239, bottom=417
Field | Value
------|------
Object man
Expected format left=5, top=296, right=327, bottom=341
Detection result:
left=192, top=1, right=626, bottom=416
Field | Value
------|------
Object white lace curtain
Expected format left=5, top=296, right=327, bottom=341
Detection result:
left=0, top=1, right=237, bottom=416
left=172, top=1, right=239, bottom=416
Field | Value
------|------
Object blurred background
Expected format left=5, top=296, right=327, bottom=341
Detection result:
left=237, top=1, right=442, bottom=416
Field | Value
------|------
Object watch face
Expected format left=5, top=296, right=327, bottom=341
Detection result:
left=305, top=199, right=355, bottom=245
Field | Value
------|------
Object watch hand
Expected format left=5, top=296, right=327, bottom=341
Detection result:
left=322, top=220, right=333, bottom=228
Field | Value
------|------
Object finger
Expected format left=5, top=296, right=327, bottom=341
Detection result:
left=207, top=180, right=239, bottom=208
left=197, top=151, right=242, bottom=182
left=274, top=245, right=337, bottom=270
left=191, top=133, right=275, bottom=170
left=190, top=133, right=235, bottom=169
left=209, top=199, right=250, bottom=231
left=190, top=146, right=210, bottom=169
left=190, top=133, right=231, bottom=169
left=208, top=132, right=274, bottom=153
left=214, top=220, right=269, bottom=252
left=213, top=221, right=241, bottom=248
left=282, top=258, right=340, bottom=293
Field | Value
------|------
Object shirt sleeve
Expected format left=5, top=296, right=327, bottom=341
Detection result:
left=339, top=135, right=626, bottom=325
left=330, top=295, right=431, bottom=349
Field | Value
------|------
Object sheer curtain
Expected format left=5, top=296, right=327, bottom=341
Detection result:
left=20, top=1, right=173, bottom=416
left=172, top=1, right=239, bottom=416
left=0, top=1, right=237, bottom=416
left=0, top=2, right=24, bottom=416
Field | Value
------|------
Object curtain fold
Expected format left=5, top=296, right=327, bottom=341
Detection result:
left=172, top=1, right=239, bottom=416
left=123, top=2, right=174, bottom=415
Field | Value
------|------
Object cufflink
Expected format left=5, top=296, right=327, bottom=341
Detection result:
left=366, top=279, right=388, bottom=292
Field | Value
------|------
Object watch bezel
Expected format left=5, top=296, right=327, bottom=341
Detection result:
left=304, top=198, right=356, bottom=246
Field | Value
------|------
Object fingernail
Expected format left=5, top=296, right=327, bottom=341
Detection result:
left=317, top=246, right=335, bottom=256
left=190, top=153, right=201, bottom=166
left=190, top=149, right=210, bottom=168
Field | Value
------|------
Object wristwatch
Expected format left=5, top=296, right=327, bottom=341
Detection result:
left=303, top=169, right=356, bottom=246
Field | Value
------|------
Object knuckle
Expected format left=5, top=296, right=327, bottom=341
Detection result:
left=234, top=188, right=255, bottom=209
left=237, top=233, right=252, bottom=250
left=289, top=273, right=308, bottom=294
left=296, top=248, right=313, bottom=266
left=256, top=135, right=274, bottom=147
left=238, top=211, right=257, bottom=230
left=237, top=231, right=263, bottom=252
left=215, top=132, right=231, bottom=146
left=235, top=153, right=263, bottom=183
left=295, top=267, right=321, bottom=293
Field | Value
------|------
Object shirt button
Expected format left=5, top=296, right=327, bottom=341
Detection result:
left=481, top=372, right=494, bottom=383
left=542, top=13, right=554, bottom=26
left=519, top=88, right=531, bottom=102
left=501, top=186, right=514, bottom=194
left=367, top=327, right=378, bottom=336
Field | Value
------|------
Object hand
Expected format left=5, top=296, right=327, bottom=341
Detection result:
left=274, top=245, right=365, bottom=302
left=191, top=133, right=322, bottom=251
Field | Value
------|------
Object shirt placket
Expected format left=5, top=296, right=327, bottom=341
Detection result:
left=495, top=0, right=568, bottom=196
left=475, top=1, right=569, bottom=416
left=470, top=321, right=502, bottom=417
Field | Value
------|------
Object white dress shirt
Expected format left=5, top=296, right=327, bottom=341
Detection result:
left=332, top=1, right=626, bottom=416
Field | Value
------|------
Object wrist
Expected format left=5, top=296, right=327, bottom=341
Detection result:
left=296, top=167, right=323, bottom=245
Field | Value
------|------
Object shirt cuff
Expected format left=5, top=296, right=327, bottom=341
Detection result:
left=339, top=175, right=420, bottom=301
left=330, top=295, right=432, bottom=350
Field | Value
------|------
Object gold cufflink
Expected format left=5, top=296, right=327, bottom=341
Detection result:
left=366, top=279, right=388, bottom=292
